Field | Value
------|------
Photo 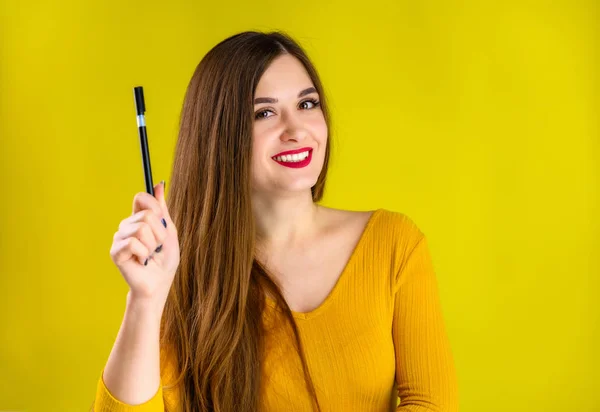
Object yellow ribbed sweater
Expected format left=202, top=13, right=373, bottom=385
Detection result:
left=94, top=209, right=459, bottom=411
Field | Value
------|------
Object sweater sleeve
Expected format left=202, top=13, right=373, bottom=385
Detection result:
left=93, top=371, right=164, bottom=412
left=93, top=345, right=181, bottom=411
left=392, top=235, right=459, bottom=411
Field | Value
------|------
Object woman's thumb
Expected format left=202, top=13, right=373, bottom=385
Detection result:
left=154, top=180, right=169, bottom=214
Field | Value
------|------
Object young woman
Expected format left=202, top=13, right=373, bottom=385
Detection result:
left=94, top=31, right=459, bottom=412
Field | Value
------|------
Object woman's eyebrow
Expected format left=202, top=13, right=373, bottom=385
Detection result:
left=254, top=87, right=317, bottom=104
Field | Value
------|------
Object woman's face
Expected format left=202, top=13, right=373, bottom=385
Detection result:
left=250, top=54, right=328, bottom=197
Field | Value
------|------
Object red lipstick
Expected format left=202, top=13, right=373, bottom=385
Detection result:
left=272, top=146, right=313, bottom=157
left=272, top=148, right=313, bottom=169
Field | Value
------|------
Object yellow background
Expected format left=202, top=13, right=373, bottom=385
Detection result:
left=0, top=0, right=597, bottom=411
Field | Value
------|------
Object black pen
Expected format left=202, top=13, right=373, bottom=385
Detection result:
left=133, top=86, right=154, bottom=196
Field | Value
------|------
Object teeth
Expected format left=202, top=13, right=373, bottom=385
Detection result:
left=275, top=150, right=309, bottom=163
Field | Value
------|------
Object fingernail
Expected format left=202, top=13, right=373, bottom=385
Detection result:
left=144, top=258, right=149, bottom=266
left=155, top=244, right=163, bottom=253
left=161, top=218, right=167, bottom=228
left=161, top=180, right=166, bottom=191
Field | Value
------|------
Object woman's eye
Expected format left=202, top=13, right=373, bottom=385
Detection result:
left=254, top=99, right=320, bottom=121
left=300, top=99, right=320, bottom=110
left=255, top=109, right=273, bottom=120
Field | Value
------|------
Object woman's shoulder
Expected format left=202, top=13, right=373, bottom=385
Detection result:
left=320, top=206, right=422, bottom=238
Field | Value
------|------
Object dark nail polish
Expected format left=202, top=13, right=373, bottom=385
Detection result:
left=155, top=244, right=163, bottom=253
left=161, top=218, right=167, bottom=228
left=144, top=258, right=149, bottom=266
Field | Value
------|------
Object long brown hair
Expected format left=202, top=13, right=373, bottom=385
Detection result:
left=161, top=31, right=332, bottom=412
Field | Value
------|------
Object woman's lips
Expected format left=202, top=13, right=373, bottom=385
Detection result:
left=272, top=149, right=312, bottom=169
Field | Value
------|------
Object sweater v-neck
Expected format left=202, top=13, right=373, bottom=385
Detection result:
left=265, top=208, right=382, bottom=320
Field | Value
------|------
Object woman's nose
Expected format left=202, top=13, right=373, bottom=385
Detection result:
left=281, top=126, right=307, bottom=142
left=280, top=113, right=308, bottom=141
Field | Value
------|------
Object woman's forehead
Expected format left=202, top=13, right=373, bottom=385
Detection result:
left=255, top=55, right=313, bottom=95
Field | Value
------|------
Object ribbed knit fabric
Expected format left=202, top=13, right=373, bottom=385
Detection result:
left=94, top=208, right=459, bottom=411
